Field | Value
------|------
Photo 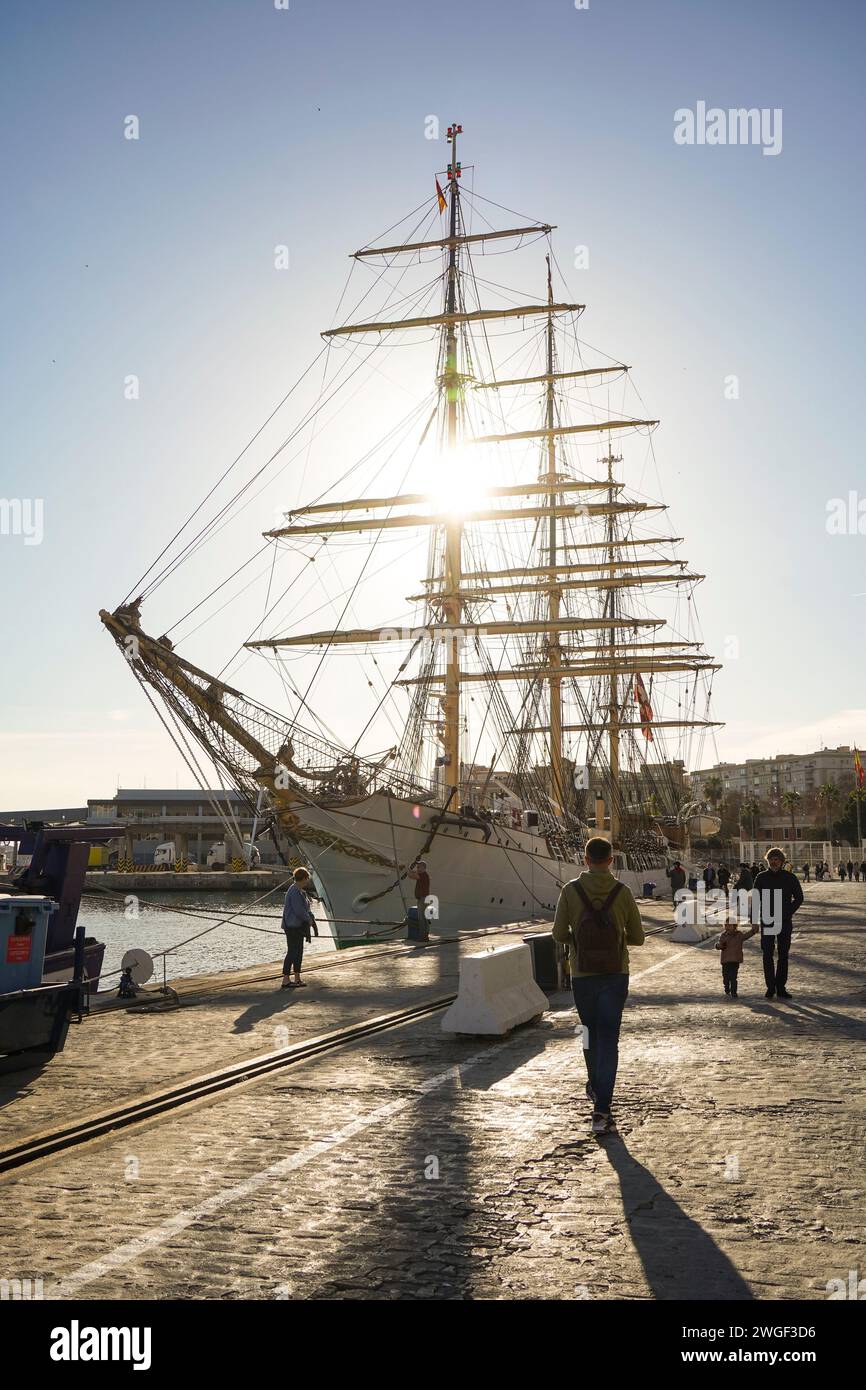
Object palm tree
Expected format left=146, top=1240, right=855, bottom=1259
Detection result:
left=704, top=776, right=724, bottom=810
left=833, top=787, right=866, bottom=847
left=817, top=782, right=839, bottom=840
left=741, top=796, right=762, bottom=842
left=780, top=790, right=802, bottom=846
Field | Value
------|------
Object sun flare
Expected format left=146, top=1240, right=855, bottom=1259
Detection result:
left=428, top=444, right=496, bottom=518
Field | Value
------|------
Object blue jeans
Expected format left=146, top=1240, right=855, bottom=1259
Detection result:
left=571, top=973, right=629, bottom=1114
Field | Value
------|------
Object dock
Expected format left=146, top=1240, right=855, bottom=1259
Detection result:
left=84, top=869, right=283, bottom=893
left=2, top=884, right=864, bottom=1301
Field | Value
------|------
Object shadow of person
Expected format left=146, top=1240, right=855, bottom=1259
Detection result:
left=231, top=990, right=300, bottom=1034
left=780, top=998, right=866, bottom=1036
left=0, top=1052, right=52, bottom=1107
left=600, top=1137, right=754, bottom=1300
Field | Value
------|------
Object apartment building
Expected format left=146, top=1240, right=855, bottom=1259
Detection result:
left=690, top=746, right=859, bottom=804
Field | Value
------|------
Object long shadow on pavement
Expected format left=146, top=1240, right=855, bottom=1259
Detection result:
left=283, top=975, right=551, bottom=1299
left=737, top=997, right=866, bottom=1038
left=600, top=1137, right=755, bottom=1300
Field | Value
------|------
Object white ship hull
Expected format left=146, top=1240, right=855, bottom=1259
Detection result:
left=291, top=792, right=655, bottom=944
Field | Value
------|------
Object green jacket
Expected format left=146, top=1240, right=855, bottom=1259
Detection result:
left=551, top=869, right=645, bottom=976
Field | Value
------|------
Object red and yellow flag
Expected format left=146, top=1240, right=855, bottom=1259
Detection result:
left=855, top=748, right=864, bottom=788
left=435, top=179, right=447, bottom=214
left=634, top=674, right=654, bottom=742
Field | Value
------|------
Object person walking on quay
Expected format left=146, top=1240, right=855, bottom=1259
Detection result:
left=838, top=861, right=847, bottom=883
left=665, top=859, right=686, bottom=905
left=552, top=836, right=645, bottom=1137
left=802, top=862, right=810, bottom=882
left=717, top=862, right=731, bottom=891
left=280, top=866, right=318, bottom=989
left=703, top=860, right=716, bottom=891
left=860, top=859, right=866, bottom=883
left=736, top=862, right=753, bottom=891
left=753, top=847, right=804, bottom=1000
left=846, top=859, right=854, bottom=882
left=715, top=920, right=758, bottom=998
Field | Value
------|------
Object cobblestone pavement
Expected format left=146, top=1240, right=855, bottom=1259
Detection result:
left=2, top=883, right=864, bottom=1300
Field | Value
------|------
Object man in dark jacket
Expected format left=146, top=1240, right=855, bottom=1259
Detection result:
left=665, top=860, right=686, bottom=905
left=753, top=847, right=804, bottom=1000
left=736, top=862, right=753, bottom=891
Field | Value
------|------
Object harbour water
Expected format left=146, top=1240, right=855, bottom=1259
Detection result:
left=79, top=891, right=337, bottom=990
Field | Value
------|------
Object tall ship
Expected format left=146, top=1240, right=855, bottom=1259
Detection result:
left=101, top=123, right=722, bottom=944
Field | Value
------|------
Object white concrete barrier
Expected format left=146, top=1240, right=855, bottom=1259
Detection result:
left=441, top=942, right=548, bottom=1035
left=670, top=890, right=721, bottom=942
left=670, top=920, right=717, bottom=943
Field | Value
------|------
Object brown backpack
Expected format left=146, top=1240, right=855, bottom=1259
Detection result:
left=571, top=881, right=624, bottom=974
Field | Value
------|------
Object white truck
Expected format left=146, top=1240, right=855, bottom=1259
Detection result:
left=206, top=841, right=261, bottom=870
left=153, top=841, right=197, bottom=869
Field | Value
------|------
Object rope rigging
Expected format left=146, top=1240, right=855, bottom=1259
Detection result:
left=100, top=134, right=723, bottom=939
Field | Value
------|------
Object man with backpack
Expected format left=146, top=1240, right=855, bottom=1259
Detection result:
left=552, top=837, right=645, bottom=1136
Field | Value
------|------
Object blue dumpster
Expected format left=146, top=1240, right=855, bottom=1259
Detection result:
left=0, top=896, right=54, bottom=992
left=406, top=905, right=429, bottom=942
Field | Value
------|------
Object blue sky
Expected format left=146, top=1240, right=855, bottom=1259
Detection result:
left=2, top=0, right=865, bottom=806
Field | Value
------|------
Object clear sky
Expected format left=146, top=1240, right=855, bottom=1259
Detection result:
left=2, top=0, right=865, bottom=807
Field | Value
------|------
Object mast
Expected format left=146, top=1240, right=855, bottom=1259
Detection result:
left=544, top=255, right=565, bottom=814
left=100, top=122, right=725, bottom=867
left=441, top=121, right=463, bottom=798
left=604, top=451, right=623, bottom=842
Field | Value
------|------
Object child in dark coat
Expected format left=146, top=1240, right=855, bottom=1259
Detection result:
left=715, top=922, right=759, bottom=998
